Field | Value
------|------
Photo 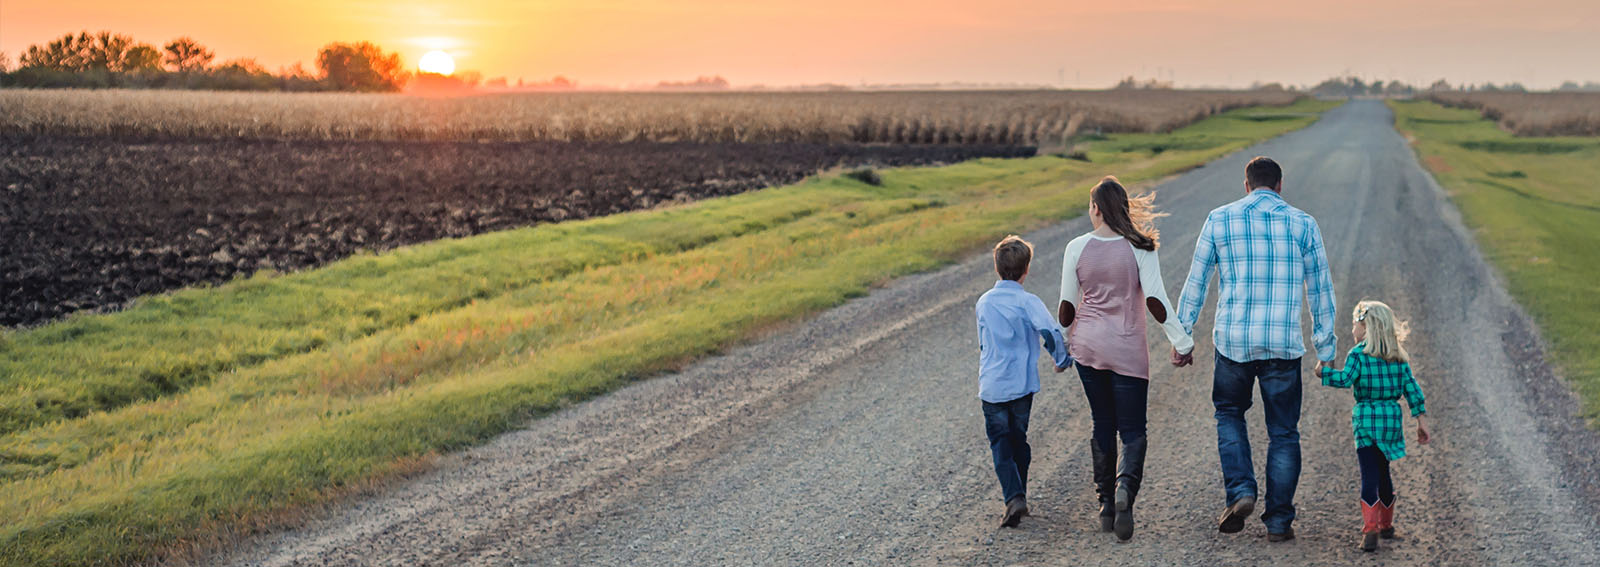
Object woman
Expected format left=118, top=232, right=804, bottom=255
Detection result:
left=1058, top=176, right=1193, bottom=541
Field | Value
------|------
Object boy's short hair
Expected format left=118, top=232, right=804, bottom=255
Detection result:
left=993, top=235, right=1033, bottom=281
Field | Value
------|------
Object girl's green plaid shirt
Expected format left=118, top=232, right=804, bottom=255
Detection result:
left=1321, top=342, right=1426, bottom=461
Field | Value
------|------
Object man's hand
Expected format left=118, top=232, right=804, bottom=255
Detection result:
left=1170, top=348, right=1194, bottom=367
left=1055, top=365, right=1067, bottom=373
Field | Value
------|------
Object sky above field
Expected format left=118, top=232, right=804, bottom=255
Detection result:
left=3, top=0, right=1597, bottom=89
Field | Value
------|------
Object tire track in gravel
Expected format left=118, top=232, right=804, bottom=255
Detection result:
left=213, top=100, right=1600, bottom=567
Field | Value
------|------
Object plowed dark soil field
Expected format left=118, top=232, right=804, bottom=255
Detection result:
left=0, top=136, right=1031, bottom=327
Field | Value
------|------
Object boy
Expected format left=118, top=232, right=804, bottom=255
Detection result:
left=976, top=235, right=1073, bottom=527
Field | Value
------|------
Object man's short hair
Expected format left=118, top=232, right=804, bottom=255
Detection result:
left=993, top=235, right=1033, bottom=281
left=1245, top=156, right=1282, bottom=190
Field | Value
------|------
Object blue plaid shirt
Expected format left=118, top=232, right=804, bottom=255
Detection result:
left=1177, top=189, right=1337, bottom=363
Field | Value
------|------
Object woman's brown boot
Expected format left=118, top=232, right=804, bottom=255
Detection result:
left=1091, top=440, right=1116, bottom=532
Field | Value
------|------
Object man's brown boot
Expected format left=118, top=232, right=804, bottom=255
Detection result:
left=1001, top=495, right=1028, bottom=528
left=1218, top=495, right=1254, bottom=534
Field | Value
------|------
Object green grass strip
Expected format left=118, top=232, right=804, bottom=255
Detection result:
left=1390, top=100, right=1600, bottom=422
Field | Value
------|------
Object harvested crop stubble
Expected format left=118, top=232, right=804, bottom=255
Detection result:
left=0, top=88, right=1300, bottom=144
left=1426, top=92, right=1600, bottom=136
left=0, top=136, right=1031, bottom=328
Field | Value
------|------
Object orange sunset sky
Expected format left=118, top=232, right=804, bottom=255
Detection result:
left=3, top=0, right=1597, bottom=89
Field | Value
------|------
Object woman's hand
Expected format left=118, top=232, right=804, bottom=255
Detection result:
left=1416, top=415, right=1431, bottom=445
left=1170, top=348, right=1193, bottom=367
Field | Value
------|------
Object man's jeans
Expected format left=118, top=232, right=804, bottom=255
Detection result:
left=1214, top=353, right=1302, bottom=533
left=982, top=393, right=1033, bottom=504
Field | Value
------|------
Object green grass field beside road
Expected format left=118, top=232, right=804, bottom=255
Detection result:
left=1390, top=100, right=1600, bottom=422
left=0, top=99, right=1334, bottom=566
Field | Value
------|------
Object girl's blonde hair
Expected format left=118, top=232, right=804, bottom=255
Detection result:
left=1355, top=300, right=1410, bottom=363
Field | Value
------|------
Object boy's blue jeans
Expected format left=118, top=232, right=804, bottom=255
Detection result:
left=982, top=393, right=1033, bottom=504
left=1213, top=353, right=1302, bottom=534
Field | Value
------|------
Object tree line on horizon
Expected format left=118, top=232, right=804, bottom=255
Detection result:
left=0, top=31, right=411, bottom=92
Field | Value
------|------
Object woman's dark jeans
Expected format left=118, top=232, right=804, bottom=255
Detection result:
left=982, top=393, right=1033, bottom=503
left=1076, top=363, right=1149, bottom=454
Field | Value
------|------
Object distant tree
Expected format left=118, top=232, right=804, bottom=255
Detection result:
left=1112, top=75, right=1172, bottom=90
left=21, top=32, right=94, bottom=71
left=657, top=75, right=730, bottom=90
left=316, top=41, right=407, bottom=92
left=121, top=44, right=162, bottom=73
left=214, top=57, right=266, bottom=74
left=0, top=51, right=10, bottom=73
left=199, top=58, right=276, bottom=90
left=163, top=37, right=214, bottom=72
left=84, top=31, right=133, bottom=71
left=1427, top=79, right=1453, bottom=92
left=1556, top=81, right=1600, bottom=93
left=277, top=61, right=325, bottom=91
left=11, top=31, right=161, bottom=87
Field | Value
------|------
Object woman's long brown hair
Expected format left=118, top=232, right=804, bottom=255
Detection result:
left=1091, top=176, right=1163, bottom=251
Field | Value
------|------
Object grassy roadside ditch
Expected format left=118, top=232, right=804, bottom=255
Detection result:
left=1389, top=99, right=1600, bottom=422
left=0, top=98, right=1335, bottom=566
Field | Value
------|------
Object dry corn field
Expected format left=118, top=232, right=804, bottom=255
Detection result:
left=0, top=88, right=1299, bottom=145
left=2, top=87, right=1296, bottom=326
left=1426, top=91, right=1600, bottom=136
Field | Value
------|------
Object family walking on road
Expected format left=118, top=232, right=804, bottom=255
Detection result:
left=974, top=157, right=1430, bottom=551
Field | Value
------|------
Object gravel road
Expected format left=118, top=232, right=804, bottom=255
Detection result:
left=213, top=100, right=1600, bottom=566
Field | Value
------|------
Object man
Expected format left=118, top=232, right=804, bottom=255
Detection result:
left=1174, top=156, right=1337, bottom=542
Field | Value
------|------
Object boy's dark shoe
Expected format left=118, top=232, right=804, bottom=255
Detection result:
left=1001, top=496, right=1028, bottom=528
left=1267, top=528, right=1296, bottom=542
left=1360, top=531, right=1377, bottom=551
left=1217, top=495, right=1255, bottom=534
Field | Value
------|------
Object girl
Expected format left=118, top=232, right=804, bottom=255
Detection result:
left=1318, top=300, right=1431, bottom=552
left=1058, top=176, right=1193, bottom=541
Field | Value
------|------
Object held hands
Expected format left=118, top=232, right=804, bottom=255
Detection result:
left=1170, top=348, right=1194, bottom=367
left=1315, top=359, right=1336, bottom=378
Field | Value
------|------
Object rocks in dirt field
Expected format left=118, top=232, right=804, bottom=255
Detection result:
left=0, top=136, right=1034, bottom=327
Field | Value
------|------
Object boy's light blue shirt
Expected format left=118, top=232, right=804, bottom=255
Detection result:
left=976, top=280, right=1073, bottom=404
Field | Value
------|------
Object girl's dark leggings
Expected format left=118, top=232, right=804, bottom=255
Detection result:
left=1357, top=445, right=1395, bottom=506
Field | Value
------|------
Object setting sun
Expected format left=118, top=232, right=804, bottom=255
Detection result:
left=418, top=50, right=455, bottom=75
